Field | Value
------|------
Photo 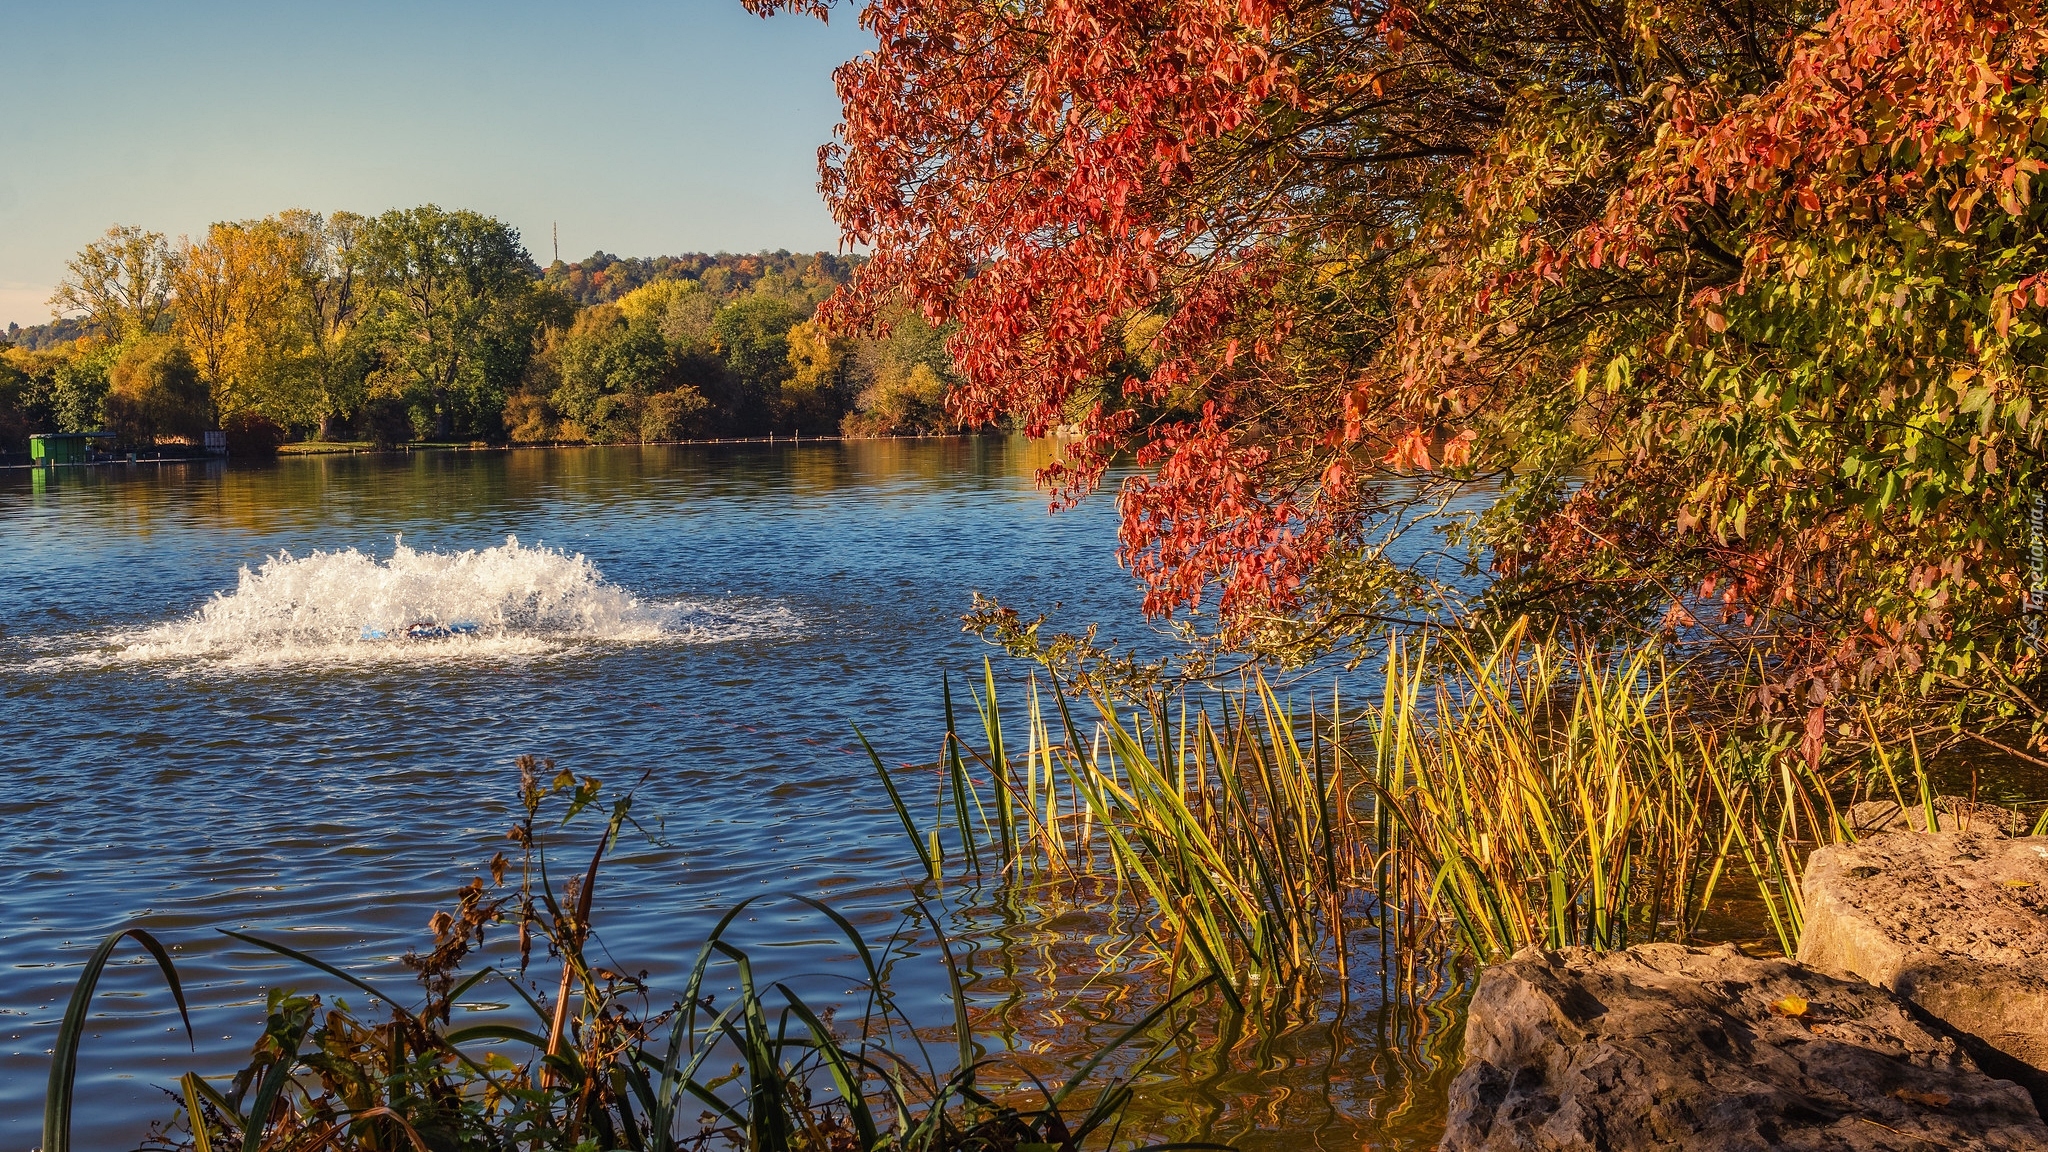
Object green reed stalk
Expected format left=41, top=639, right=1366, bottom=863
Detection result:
left=894, top=621, right=1842, bottom=1003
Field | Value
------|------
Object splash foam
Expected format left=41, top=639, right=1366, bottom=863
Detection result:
left=74, top=536, right=798, bottom=669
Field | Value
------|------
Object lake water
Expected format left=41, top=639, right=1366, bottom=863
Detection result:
left=0, top=440, right=1460, bottom=1151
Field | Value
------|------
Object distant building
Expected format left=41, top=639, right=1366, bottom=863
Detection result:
left=29, top=432, right=112, bottom=465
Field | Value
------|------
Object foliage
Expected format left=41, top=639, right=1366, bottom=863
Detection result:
left=44, top=764, right=1210, bottom=1152
left=503, top=272, right=955, bottom=442
left=642, top=386, right=711, bottom=442
left=784, top=320, right=849, bottom=432
left=748, top=0, right=2048, bottom=738
left=51, top=339, right=122, bottom=433
left=841, top=311, right=957, bottom=437
left=50, top=224, right=179, bottom=340
left=0, top=343, right=71, bottom=447
left=5, top=316, right=89, bottom=352
left=542, top=250, right=858, bottom=309
left=716, top=295, right=802, bottom=417
left=1528, top=0, right=2048, bottom=729
left=37, top=214, right=956, bottom=446
left=170, top=210, right=367, bottom=431
left=502, top=390, right=556, bottom=445
left=106, top=337, right=210, bottom=446
left=354, top=205, right=557, bottom=441
left=0, top=353, right=42, bottom=449
left=293, top=210, right=372, bottom=438
left=748, top=0, right=1456, bottom=623
left=545, top=303, right=684, bottom=442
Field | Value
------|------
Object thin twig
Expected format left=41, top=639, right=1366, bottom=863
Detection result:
left=1957, top=728, right=2048, bottom=771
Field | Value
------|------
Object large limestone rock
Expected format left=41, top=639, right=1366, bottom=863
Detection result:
left=1443, top=943, right=2048, bottom=1151
left=1800, top=827, right=2048, bottom=1107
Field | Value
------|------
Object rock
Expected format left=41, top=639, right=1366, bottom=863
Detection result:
left=1443, top=943, right=2048, bottom=1151
left=1801, top=828, right=2048, bottom=1111
left=1845, top=797, right=2034, bottom=838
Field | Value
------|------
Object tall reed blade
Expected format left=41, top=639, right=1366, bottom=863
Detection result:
left=45, top=928, right=192, bottom=1152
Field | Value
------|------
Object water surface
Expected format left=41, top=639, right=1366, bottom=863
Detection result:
left=0, top=440, right=1458, bottom=1150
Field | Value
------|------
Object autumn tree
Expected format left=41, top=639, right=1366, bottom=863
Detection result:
left=712, top=294, right=801, bottom=421
left=281, top=209, right=370, bottom=439
left=0, top=354, right=40, bottom=449
left=171, top=216, right=323, bottom=426
left=747, top=0, right=2048, bottom=729
left=641, top=384, right=710, bottom=441
left=838, top=308, right=958, bottom=436
left=0, top=342, right=71, bottom=447
left=501, top=262, right=883, bottom=442
left=783, top=319, right=847, bottom=430
left=1378, top=0, right=2048, bottom=737
left=50, top=342, right=122, bottom=433
left=548, top=303, right=674, bottom=442
left=50, top=225, right=180, bottom=340
left=746, top=0, right=1746, bottom=629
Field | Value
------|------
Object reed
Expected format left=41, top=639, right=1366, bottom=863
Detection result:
left=45, top=760, right=1208, bottom=1152
left=884, top=622, right=1859, bottom=1010
left=1369, top=624, right=1834, bottom=960
left=863, top=662, right=1371, bottom=1015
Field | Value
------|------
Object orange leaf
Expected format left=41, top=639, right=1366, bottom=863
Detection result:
left=1890, top=1088, right=1951, bottom=1108
left=1439, top=428, right=1477, bottom=468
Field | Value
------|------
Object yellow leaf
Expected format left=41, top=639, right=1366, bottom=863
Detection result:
left=1768, top=995, right=1808, bottom=1017
left=2003, top=879, right=2034, bottom=889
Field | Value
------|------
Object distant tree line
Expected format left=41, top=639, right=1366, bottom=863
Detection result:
left=0, top=208, right=962, bottom=452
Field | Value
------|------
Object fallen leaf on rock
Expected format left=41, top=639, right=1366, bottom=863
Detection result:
left=2002, top=879, right=2034, bottom=889
left=1768, top=995, right=1809, bottom=1017
left=1889, top=1088, right=1952, bottom=1108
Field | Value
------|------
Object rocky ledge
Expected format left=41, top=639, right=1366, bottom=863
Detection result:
left=1800, top=825, right=2048, bottom=1108
left=1443, top=812, right=2048, bottom=1149
left=1443, top=943, right=2048, bottom=1150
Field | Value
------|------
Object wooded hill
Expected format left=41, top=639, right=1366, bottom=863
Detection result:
left=1, top=213, right=957, bottom=452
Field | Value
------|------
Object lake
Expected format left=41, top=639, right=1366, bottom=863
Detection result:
left=0, top=439, right=1460, bottom=1150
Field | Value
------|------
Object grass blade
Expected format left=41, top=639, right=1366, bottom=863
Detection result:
left=856, top=724, right=935, bottom=880
left=45, top=928, right=192, bottom=1152
left=217, top=929, right=395, bottom=1006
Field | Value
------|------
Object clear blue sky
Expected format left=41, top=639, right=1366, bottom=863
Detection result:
left=0, top=1, right=869, bottom=328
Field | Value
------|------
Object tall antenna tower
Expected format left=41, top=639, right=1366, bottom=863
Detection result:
left=552, top=222, right=559, bottom=265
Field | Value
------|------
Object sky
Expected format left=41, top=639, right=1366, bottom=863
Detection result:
left=0, top=1, right=872, bottom=329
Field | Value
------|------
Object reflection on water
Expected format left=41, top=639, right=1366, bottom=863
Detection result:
left=0, top=440, right=1461, bottom=1150
left=935, top=890, right=1471, bottom=1150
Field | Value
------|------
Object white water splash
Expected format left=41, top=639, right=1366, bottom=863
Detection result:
left=68, top=536, right=798, bottom=669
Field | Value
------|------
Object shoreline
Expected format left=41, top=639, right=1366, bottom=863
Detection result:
left=0, top=430, right=981, bottom=471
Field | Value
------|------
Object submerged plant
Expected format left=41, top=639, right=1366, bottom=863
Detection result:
left=45, top=758, right=1218, bottom=1152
